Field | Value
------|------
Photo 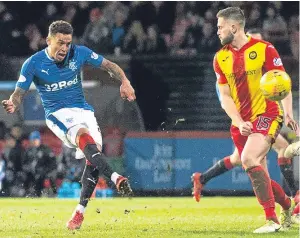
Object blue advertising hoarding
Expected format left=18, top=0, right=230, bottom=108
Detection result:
left=124, top=137, right=282, bottom=191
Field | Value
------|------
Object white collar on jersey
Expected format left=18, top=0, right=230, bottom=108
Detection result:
left=44, top=48, right=54, bottom=61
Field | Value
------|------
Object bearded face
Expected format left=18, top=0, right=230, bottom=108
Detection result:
left=217, top=17, right=235, bottom=45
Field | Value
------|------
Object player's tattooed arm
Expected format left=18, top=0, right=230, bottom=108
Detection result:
left=2, top=87, right=26, bottom=113
left=100, top=58, right=128, bottom=82
left=10, top=87, right=26, bottom=109
left=100, top=58, right=136, bottom=101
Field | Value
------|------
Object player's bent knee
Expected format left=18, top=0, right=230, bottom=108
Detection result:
left=67, top=124, right=89, bottom=147
left=76, top=127, right=90, bottom=138
left=230, top=153, right=241, bottom=166
left=272, top=136, right=289, bottom=157
left=240, top=153, right=260, bottom=169
left=277, top=147, right=288, bottom=158
left=229, top=148, right=241, bottom=166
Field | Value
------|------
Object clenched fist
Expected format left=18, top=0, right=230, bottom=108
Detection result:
left=285, top=115, right=299, bottom=135
left=120, top=80, right=136, bottom=102
left=2, top=100, right=16, bottom=114
left=239, top=121, right=253, bottom=136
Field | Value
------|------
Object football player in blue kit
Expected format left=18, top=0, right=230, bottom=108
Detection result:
left=2, top=20, right=136, bottom=230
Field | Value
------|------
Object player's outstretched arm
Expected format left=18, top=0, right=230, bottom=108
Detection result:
left=264, top=44, right=298, bottom=133
left=100, top=58, right=136, bottom=102
left=2, top=87, right=26, bottom=114
left=100, top=58, right=127, bottom=83
left=281, top=91, right=299, bottom=133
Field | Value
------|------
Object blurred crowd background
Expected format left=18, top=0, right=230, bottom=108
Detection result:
left=0, top=1, right=298, bottom=59
left=0, top=1, right=299, bottom=197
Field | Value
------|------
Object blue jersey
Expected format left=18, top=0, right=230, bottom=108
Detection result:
left=16, top=45, right=103, bottom=118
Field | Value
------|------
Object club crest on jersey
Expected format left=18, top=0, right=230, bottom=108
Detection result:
left=69, top=60, right=77, bottom=71
left=249, top=51, right=257, bottom=60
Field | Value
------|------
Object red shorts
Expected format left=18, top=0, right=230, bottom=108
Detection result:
left=231, top=113, right=283, bottom=156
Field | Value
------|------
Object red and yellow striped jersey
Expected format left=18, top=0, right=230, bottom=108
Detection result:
left=214, top=36, right=284, bottom=125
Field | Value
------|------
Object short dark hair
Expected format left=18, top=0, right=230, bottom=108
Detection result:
left=217, top=7, right=245, bottom=28
left=48, top=20, right=73, bottom=36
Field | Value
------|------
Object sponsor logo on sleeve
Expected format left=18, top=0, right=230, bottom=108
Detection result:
left=273, top=57, right=283, bottom=66
left=91, top=52, right=99, bottom=60
left=18, top=75, right=26, bottom=83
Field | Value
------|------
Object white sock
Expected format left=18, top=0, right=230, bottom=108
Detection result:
left=111, top=172, right=121, bottom=184
left=76, top=204, right=85, bottom=214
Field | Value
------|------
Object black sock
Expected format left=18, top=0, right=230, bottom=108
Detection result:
left=82, top=144, right=114, bottom=178
left=280, top=164, right=297, bottom=197
left=79, top=164, right=99, bottom=207
left=200, top=157, right=232, bottom=184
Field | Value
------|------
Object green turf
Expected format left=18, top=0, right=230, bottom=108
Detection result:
left=0, top=197, right=298, bottom=237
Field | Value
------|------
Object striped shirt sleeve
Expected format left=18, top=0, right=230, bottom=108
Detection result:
left=264, top=44, right=285, bottom=71
left=213, top=55, right=227, bottom=84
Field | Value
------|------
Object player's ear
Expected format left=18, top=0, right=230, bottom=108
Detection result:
left=231, top=25, right=237, bottom=34
left=46, top=36, right=51, bottom=46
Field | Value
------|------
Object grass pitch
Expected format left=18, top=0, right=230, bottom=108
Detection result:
left=0, top=197, right=298, bottom=238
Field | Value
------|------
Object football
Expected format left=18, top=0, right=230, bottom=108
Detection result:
left=260, top=69, right=291, bottom=101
